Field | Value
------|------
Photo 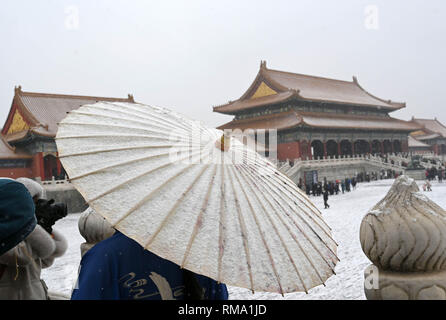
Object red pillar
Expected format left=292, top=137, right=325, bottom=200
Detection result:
left=323, top=141, right=327, bottom=157
left=32, top=152, right=45, bottom=180
left=391, top=140, right=395, bottom=153
left=337, top=142, right=341, bottom=156
left=56, top=152, right=62, bottom=177
left=380, top=141, right=384, bottom=154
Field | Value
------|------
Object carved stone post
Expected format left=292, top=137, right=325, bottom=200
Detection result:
left=78, top=207, right=115, bottom=257
left=360, top=175, right=446, bottom=299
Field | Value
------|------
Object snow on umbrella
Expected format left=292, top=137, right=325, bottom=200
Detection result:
left=56, top=101, right=338, bottom=294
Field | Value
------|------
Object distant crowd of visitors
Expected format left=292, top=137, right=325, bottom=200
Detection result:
left=296, top=169, right=405, bottom=209
left=425, top=167, right=445, bottom=182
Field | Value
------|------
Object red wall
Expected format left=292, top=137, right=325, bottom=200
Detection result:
left=0, top=167, right=33, bottom=179
left=277, top=141, right=300, bottom=161
left=31, top=153, right=44, bottom=179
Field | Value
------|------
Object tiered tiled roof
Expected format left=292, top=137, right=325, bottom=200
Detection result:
left=408, top=135, right=430, bottom=148
left=411, top=118, right=446, bottom=139
left=214, top=61, right=406, bottom=115
left=218, top=110, right=420, bottom=132
left=2, top=86, right=135, bottom=141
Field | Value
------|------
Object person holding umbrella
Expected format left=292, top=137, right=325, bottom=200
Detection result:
left=71, top=229, right=228, bottom=300
left=58, top=102, right=338, bottom=297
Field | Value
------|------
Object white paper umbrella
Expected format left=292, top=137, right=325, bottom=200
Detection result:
left=56, top=101, right=338, bottom=294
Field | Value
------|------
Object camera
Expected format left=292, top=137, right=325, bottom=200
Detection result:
left=35, top=199, right=68, bottom=234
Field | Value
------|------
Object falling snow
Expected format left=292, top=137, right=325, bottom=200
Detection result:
left=41, top=179, right=446, bottom=300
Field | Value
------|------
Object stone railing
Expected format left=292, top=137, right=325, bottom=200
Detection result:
left=277, top=154, right=406, bottom=182
left=40, top=177, right=71, bottom=186
left=282, top=154, right=405, bottom=170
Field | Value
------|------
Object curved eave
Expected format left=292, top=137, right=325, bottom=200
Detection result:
left=298, top=121, right=419, bottom=132
left=6, top=128, right=54, bottom=145
left=214, top=91, right=298, bottom=115
left=298, top=112, right=420, bottom=132
left=0, top=136, right=32, bottom=159
left=217, top=110, right=302, bottom=131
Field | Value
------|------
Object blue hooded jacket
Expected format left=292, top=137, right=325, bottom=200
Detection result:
left=0, top=179, right=36, bottom=255
left=71, top=231, right=228, bottom=300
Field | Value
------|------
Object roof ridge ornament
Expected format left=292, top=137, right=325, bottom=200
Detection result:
left=14, top=85, right=22, bottom=95
left=260, top=60, right=267, bottom=69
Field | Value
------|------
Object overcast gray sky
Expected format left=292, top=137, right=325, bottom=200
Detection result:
left=1, top=0, right=445, bottom=129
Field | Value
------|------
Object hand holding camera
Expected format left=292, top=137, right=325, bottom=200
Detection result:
left=35, top=199, right=68, bottom=234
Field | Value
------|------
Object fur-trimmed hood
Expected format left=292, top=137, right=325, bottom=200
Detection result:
left=16, top=177, right=46, bottom=200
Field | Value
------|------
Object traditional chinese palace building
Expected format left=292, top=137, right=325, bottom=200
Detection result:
left=409, top=118, right=446, bottom=155
left=0, top=86, right=134, bottom=180
left=214, top=61, right=420, bottom=161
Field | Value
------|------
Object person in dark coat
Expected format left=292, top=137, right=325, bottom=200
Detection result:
left=345, top=178, right=351, bottom=192
left=317, top=183, right=322, bottom=196
left=323, top=189, right=330, bottom=209
left=71, top=231, right=228, bottom=300
left=341, top=181, right=345, bottom=194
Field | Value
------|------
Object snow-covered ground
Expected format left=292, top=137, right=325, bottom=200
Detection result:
left=41, top=179, right=446, bottom=300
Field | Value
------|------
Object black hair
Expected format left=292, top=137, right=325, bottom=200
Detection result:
left=182, top=269, right=205, bottom=300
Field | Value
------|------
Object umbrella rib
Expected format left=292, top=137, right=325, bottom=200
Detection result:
left=241, top=163, right=338, bottom=273
left=71, top=110, right=185, bottom=129
left=236, top=147, right=326, bottom=221
left=143, top=164, right=210, bottom=249
left=99, top=101, right=192, bottom=132
left=87, top=149, right=203, bottom=203
left=112, top=162, right=198, bottom=228
left=238, top=148, right=328, bottom=229
left=68, top=150, right=175, bottom=181
left=238, top=164, right=330, bottom=285
left=58, top=144, right=189, bottom=159
left=241, top=163, right=339, bottom=256
left=230, top=165, right=285, bottom=295
left=263, top=178, right=339, bottom=260
left=86, top=103, right=191, bottom=133
left=236, top=167, right=309, bottom=293
left=58, top=122, right=188, bottom=141
left=237, top=148, right=332, bottom=234
left=70, top=110, right=191, bottom=137
left=56, top=134, right=175, bottom=141
left=181, top=165, right=218, bottom=268
left=227, top=166, right=255, bottom=294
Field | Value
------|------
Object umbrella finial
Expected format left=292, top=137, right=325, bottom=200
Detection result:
left=216, top=133, right=231, bottom=151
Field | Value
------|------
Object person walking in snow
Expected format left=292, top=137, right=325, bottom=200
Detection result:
left=425, top=180, right=432, bottom=192
left=323, top=189, right=330, bottom=209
